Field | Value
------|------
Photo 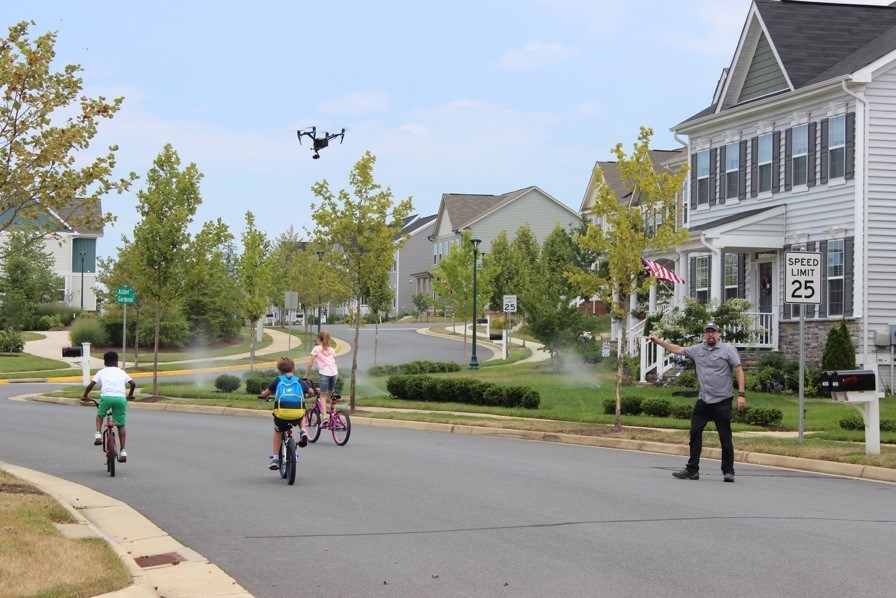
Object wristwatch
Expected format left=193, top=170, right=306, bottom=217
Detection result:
left=737, top=392, right=745, bottom=397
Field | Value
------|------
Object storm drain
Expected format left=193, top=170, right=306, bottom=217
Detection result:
left=134, top=552, right=184, bottom=567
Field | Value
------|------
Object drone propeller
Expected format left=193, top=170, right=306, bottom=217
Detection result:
left=296, top=126, right=346, bottom=158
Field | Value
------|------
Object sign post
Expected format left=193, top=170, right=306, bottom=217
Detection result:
left=284, top=291, right=299, bottom=351
left=115, top=286, right=136, bottom=367
left=503, top=295, right=517, bottom=359
left=784, top=251, right=822, bottom=443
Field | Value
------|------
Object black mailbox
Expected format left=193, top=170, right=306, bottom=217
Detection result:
left=819, top=370, right=835, bottom=395
left=62, top=346, right=82, bottom=358
left=827, top=370, right=877, bottom=393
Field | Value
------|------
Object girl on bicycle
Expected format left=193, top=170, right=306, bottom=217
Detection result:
left=304, top=330, right=338, bottom=415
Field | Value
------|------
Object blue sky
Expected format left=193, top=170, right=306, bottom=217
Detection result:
left=8, top=0, right=890, bottom=259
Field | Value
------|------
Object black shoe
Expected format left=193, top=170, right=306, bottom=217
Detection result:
left=298, top=432, right=308, bottom=448
left=723, top=473, right=735, bottom=483
left=672, top=468, right=699, bottom=480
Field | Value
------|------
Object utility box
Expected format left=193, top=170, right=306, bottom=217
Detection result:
left=62, top=346, right=82, bottom=358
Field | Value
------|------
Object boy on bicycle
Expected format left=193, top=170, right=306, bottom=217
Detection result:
left=81, top=351, right=136, bottom=462
left=259, top=357, right=312, bottom=470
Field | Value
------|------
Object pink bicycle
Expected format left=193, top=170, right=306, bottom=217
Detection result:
left=303, top=379, right=351, bottom=446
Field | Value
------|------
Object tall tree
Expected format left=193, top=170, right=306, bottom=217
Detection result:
left=569, top=127, right=689, bottom=426
left=0, top=231, right=63, bottom=329
left=0, top=21, right=134, bottom=258
left=310, top=151, right=413, bottom=409
left=131, top=144, right=203, bottom=396
left=511, top=224, right=541, bottom=321
left=97, top=240, right=146, bottom=367
left=268, top=227, right=304, bottom=327
left=181, top=219, right=238, bottom=344
left=366, top=271, right=393, bottom=365
left=483, top=231, right=518, bottom=309
left=238, top=211, right=271, bottom=369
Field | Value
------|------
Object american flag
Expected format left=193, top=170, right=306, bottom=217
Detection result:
left=642, top=258, right=686, bottom=285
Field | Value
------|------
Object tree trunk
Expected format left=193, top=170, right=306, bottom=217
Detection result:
left=350, top=301, right=362, bottom=411
left=152, top=304, right=161, bottom=397
left=249, top=318, right=257, bottom=371
left=615, top=324, right=624, bottom=428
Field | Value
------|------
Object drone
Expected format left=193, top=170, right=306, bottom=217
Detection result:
left=297, top=126, right=345, bottom=159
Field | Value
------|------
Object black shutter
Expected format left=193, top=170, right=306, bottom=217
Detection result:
left=845, top=112, right=856, bottom=181
left=807, top=122, right=817, bottom=187
left=690, top=153, right=698, bottom=209
left=738, top=140, right=747, bottom=200
left=750, top=137, right=759, bottom=197
left=844, top=237, right=854, bottom=316
left=819, top=241, right=828, bottom=318
left=709, top=148, right=717, bottom=206
left=772, top=131, right=781, bottom=193
left=784, top=128, right=793, bottom=191
left=707, top=256, right=713, bottom=302
left=738, top=253, right=746, bottom=299
left=689, top=258, right=696, bottom=298
left=718, top=144, right=727, bottom=204
left=820, top=118, right=829, bottom=185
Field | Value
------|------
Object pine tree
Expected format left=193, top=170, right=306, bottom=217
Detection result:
left=821, top=320, right=857, bottom=371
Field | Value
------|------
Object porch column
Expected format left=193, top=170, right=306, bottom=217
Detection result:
left=676, top=251, right=689, bottom=307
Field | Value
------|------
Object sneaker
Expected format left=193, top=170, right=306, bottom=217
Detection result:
left=320, top=419, right=330, bottom=429
left=117, top=450, right=127, bottom=463
left=672, top=468, right=699, bottom=480
left=94, top=432, right=102, bottom=446
left=723, top=473, right=735, bottom=483
left=298, top=430, right=308, bottom=448
left=269, top=456, right=279, bottom=470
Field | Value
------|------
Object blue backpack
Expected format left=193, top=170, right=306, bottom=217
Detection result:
left=273, top=375, right=306, bottom=420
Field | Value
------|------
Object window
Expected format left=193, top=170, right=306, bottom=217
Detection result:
left=432, top=243, right=437, bottom=265
left=725, top=142, right=739, bottom=199
left=697, top=150, right=709, bottom=205
left=724, top=253, right=739, bottom=300
left=792, top=124, right=808, bottom=187
left=828, top=115, right=845, bottom=180
left=757, top=134, right=772, bottom=193
left=696, top=256, right=709, bottom=303
left=827, top=239, right=844, bottom=316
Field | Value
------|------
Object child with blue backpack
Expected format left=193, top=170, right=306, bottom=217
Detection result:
left=259, top=357, right=312, bottom=470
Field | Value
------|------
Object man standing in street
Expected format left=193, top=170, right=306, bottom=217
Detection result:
left=647, top=322, right=745, bottom=482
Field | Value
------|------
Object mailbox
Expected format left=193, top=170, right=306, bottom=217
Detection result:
left=827, top=370, right=877, bottom=393
left=62, top=346, right=82, bottom=358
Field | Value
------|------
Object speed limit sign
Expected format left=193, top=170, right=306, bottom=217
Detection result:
left=784, top=251, right=822, bottom=305
left=503, top=294, right=517, bottom=313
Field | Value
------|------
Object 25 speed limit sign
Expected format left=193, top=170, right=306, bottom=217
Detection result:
left=784, top=251, right=822, bottom=305
left=503, top=294, right=517, bottom=313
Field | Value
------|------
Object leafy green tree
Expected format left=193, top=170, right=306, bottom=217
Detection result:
left=267, top=227, right=304, bottom=327
left=238, top=211, right=271, bottom=369
left=483, top=231, right=519, bottom=309
left=131, top=144, right=203, bottom=395
left=511, top=225, right=541, bottom=319
left=569, top=127, right=689, bottom=426
left=97, top=241, right=146, bottom=366
left=310, top=151, right=413, bottom=409
left=366, top=272, right=393, bottom=365
left=0, top=21, right=134, bottom=258
left=181, top=219, right=239, bottom=344
left=822, top=320, right=857, bottom=371
left=412, top=293, right=431, bottom=323
left=0, top=231, right=64, bottom=330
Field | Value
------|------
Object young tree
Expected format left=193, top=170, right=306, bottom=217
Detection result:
left=97, top=241, right=146, bottom=367
left=0, top=231, right=64, bottom=329
left=511, top=225, right=541, bottom=321
left=180, top=219, right=238, bottom=344
left=131, top=144, right=203, bottom=396
left=366, top=272, right=393, bottom=365
left=0, top=22, right=134, bottom=258
left=310, top=151, right=413, bottom=409
left=569, top=127, right=689, bottom=427
left=483, top=231, right=519, bottom=309
left=238, top=211, right=271, bottom=369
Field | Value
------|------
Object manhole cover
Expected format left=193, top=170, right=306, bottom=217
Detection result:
left=134, top=552, right=184, bottom=567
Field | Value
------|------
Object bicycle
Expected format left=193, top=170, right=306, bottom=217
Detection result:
left=259, top=396, right=301, bottom=485
left=84, top=398, right=120, bottom=477
left=303, top=379, right=351, bottom=446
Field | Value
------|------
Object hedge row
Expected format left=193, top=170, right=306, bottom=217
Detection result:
left=602, top=397, right=783, bottom=427
left=368, top=361, right=461, bottom=377
left=386, top=374, right=539, bottom=409
left=840, top=413, right=896, bottom=432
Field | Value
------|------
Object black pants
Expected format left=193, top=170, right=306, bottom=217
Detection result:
left=686, top=398, right=734, bottom=475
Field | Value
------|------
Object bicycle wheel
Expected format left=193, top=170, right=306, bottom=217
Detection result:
left=278, top=437, right=288, bottom=479
left=286, top=437, right=296, bottom=486
left=106, top=431, right=117, bottom=477
left=306, top=408, right=322, bottom=443
left=331, top=411, right=351, bottom=446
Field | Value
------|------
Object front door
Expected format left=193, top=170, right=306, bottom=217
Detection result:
left=758, top=262, right=773, bottom=314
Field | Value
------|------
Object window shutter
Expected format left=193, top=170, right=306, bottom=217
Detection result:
left=845, top=112, right=856, bottom=180
left=738, top=140, right=747, bottom=200
left=750, top=137, right=759, bottom=197
left=772, top=131, right=781, bottom=193
left=707, top=256, right=713, bottom=301
left=718, top=144, right=726, bottom=205
left=689, top=258, right=697, bottom=297
left=784, top=128, right=793, bottom=191
left=820, top=118, right=829, bottom=185
left=709, top=148, right=717, bottom=206
left=807, top=122, right=817, bottom=187
left=690, top=153, right=698, bottom=209
left=844, top=237, right=854, bottom=316
left=738, top=253, right=746, bottom=299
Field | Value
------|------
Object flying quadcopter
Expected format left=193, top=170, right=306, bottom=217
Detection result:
left=296, top=126, right=346, bottom=159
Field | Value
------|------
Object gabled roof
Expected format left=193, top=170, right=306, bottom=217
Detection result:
left=398, top=213, right=436, bottom=239
left=579, top=149, right=686, bottom=213
left=677, top=0, right=896, bottom=128
left=431, top=186, right=577, bottom=236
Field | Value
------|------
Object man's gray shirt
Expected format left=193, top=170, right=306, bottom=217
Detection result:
left=683, top=341, right=741, bottom=404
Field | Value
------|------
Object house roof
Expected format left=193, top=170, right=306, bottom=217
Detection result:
left=580, top=148, right=686, bottom=212
left=432, top=186, right=577, bottom=237
left=397, top=213, right=436, bottom=240
left=677, top=0, right=896, bottom=127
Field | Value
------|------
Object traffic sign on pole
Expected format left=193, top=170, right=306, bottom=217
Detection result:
left=503, top=294, right=517, bottom=313
left=783, top=252, right=822, bottom=305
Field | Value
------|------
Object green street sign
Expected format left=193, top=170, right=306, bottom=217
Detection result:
left=116, top=285, right=136, bottom=305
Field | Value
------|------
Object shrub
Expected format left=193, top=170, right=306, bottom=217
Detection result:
left=671, top=403, right=693, bottom=420
left=214, top=374, right=241, bottom=393
left=642, top=398, right=672, bottom=418
left=602, top=398, right=616, bottom=415
left=368, top=361, right=461, bottom=377
left=385, top=374, right=539, bottom=408
left=620, top=395, right=643, bottom=416
left=732, top=406, right=783, bottom=427
left=673, top=371, right=697, bottom=388
left=34, top=314, right=62, bottom=331
left=70, top=317, right=108, bottom=347
left=0, top=328, right=24, bottom=353
left=244, top=369, right=277, bottom=395
left=35, top=303, right=78, bottom=326
left=822, top=320, right=857, bottom=371
left=839, top=413, right=864, bottom=431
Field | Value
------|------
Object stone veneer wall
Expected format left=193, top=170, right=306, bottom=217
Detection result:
left=777, top=319, right=860, bottom=366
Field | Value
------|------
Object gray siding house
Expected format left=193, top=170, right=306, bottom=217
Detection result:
left=390, top=214, right=436, bottom=317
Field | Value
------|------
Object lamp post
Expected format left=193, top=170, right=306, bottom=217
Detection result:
left=316, top=249, right=325, bottom=334
left=469, top=236, right=481, bottom=370
left=79, top=251, right=86, bottom=311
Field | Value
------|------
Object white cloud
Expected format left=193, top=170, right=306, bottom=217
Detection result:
left=399, top=123, right=429, bottom=135
left=318, top=89, right=390, bottom=115
left=494, top=41, right=578, bottom=71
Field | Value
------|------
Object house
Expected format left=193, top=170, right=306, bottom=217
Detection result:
left=0, top=201, right=102, bottom=312
left=665, top=0, right=896, bottom=372
left=390, top=213, right=436, bottom=317
left=425, top=186, right=581, bottom=306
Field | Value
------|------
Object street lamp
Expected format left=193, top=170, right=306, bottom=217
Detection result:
left=469, top=236, right=482, bottom=370
left=79, top=251, right=86, bottom=311
left=316, top=249, right=325, bottom=334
